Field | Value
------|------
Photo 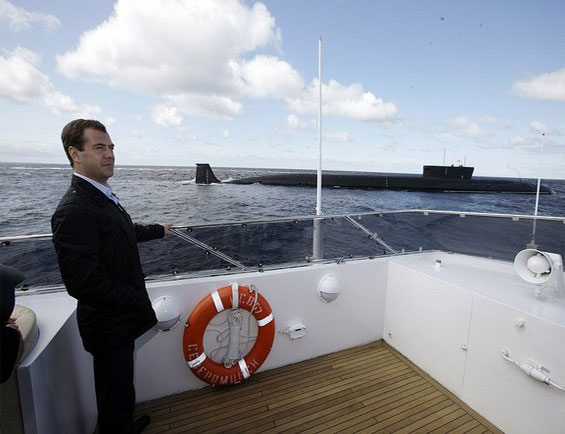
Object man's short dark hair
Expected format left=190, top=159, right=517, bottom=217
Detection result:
left=61, top=119, right=107, bottom=167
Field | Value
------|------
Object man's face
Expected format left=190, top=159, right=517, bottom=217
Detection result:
left=70, top=128, right=115, bottom=184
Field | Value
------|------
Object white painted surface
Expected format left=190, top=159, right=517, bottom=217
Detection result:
left=15, top=292, right=96, bottom=434
left=136, top=259, right=389, bottom=401
left=391, top=252, right=565, bottom=326
left=384, top=253, right=565, bottom=433
left=383, top=261, right=473, bottom=396
left=463, top=295, right=565, bottom=434
left=16, top=292, right=77, bottom=367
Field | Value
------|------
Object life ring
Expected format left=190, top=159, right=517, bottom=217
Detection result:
left=183, top=283, right=275, bottom=386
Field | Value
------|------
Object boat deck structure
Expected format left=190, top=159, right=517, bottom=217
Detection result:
left=136, top=341, right=500, bottom=433
left=2, top=210, right=564, bottom=433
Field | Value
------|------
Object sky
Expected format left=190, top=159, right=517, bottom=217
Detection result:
left=1, top=0, right=564, bottom=179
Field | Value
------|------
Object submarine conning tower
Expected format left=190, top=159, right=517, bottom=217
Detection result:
left=423, top=165, right=474, bottom=180
left=196, top=163, right=221, bottom=184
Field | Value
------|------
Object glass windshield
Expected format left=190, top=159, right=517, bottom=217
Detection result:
left=2, top=211, right=563, bottom=289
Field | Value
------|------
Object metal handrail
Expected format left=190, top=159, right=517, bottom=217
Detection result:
left=171, top=210, right=565, bottom=229
left=344, top=216, right=398, bottom=254
left=1, top=209, right=564, bottom=244
left=1, top=233, right=53, bottom=243
left=169, top=228, right=248, bottom=271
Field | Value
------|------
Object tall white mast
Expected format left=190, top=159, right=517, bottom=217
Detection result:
left=316, top=36, right=323, bottom=216
left=313, top=36, right=323, bottom=259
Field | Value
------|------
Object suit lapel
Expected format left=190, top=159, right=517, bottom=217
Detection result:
left=72, top=176, right=137, bottom=248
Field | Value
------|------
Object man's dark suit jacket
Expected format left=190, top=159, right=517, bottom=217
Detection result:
left=51, top=175, right=162, bottom=353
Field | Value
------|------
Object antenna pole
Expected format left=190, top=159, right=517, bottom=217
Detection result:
left=533, top=133, right=544, bottom=218
left=530, top=133, right=545, bottom=247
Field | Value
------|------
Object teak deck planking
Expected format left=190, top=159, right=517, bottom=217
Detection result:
left=135, top=341, right=503, bottom=433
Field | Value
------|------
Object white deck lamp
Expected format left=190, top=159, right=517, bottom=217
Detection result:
left=318, top=274, right=341, bottom=303
left=152, top=296, right=182, bottom=331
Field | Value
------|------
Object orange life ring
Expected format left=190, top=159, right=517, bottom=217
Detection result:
left=183, top=283, right=275, bottom=386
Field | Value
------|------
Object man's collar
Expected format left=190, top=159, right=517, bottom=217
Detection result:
left=73, top=172, right=110, bottom=189
left=73, top=173, right=116, bottom=203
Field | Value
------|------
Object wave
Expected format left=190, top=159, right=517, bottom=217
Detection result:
left=10, top=166, right=68, bottom=170
left=116, top=167, right=187, bottom=172
left=178, top=179, right=234, bottom=185
left=178, top=178, right=196, bottom=185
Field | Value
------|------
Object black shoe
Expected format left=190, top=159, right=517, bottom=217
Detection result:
left=134, top=415, right=151, bottom=433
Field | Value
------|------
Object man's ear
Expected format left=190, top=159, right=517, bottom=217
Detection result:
left=68, top=146, right=81, bottom=164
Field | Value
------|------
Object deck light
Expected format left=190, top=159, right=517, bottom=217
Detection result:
left=318, top=274, right=341, bottom=303
left=152, top=296, right=182, bottom=331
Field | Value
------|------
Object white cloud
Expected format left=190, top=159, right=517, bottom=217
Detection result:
left=325, top=131, right=350, bottom=143
left=510, top=136, right=529, bottom=147
left=451, top=116, right=483, bottom=137
left=151, top=104, right=183, bottom=127
left=287, top=113, right=315, bottom=130
left=167, top=93, right=243, bottom=119
left=0, top=0, right=60, bottom=31
left=56, top=0, right=291, bottom=119
left=70, top=104, right=102, bottom=120
left=286, top=79, right=397, bottom=122
left=0, top=47, right=101, bottom=117
left=507, top=134, right=560, bottom=154
left=237, top=55, right=303, bottom=98
left=513, top=68, right=565, bottom=102
left=222, top=129, right=230, bottom=138
left=287, top=113, right=300, bottom=129
left=479, top=115, right=497, bottom=124
left=529, top=121, right=553, bottom=134
left=0, top=138, right=66, bottom=164
left=55, top=0, right=394, bottom=123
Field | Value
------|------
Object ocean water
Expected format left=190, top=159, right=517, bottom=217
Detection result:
left=1, top=163, right=564, bottom=287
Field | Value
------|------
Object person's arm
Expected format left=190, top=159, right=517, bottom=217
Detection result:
left=134, top=222, right=172, bottom=242
left=52, top=207, right=149, bottom=309
left=161, top=223, right=172, bottom=235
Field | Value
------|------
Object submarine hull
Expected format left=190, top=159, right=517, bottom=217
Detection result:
left=195, top=164, right=551, bottom=194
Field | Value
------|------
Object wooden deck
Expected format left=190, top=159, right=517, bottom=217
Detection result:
left=135, top=341, right=502, bottom=433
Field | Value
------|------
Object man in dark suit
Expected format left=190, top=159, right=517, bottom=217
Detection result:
left=51, top=119, right=171, bottom=433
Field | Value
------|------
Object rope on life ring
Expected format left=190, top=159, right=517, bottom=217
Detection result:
left=183, top=283, right=275, bottom=386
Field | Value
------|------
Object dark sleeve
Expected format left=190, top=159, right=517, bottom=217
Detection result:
left=1, top=327, right=21, bottom=383
left=52, top=206, right=149, bottom=310
left=134, top=223, right=165, bottom=243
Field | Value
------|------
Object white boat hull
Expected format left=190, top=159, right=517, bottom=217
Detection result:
left=14, top=252, right=565, bottom=433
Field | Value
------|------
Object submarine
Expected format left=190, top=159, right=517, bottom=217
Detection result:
left=195, top=163, right=551, bottom=194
